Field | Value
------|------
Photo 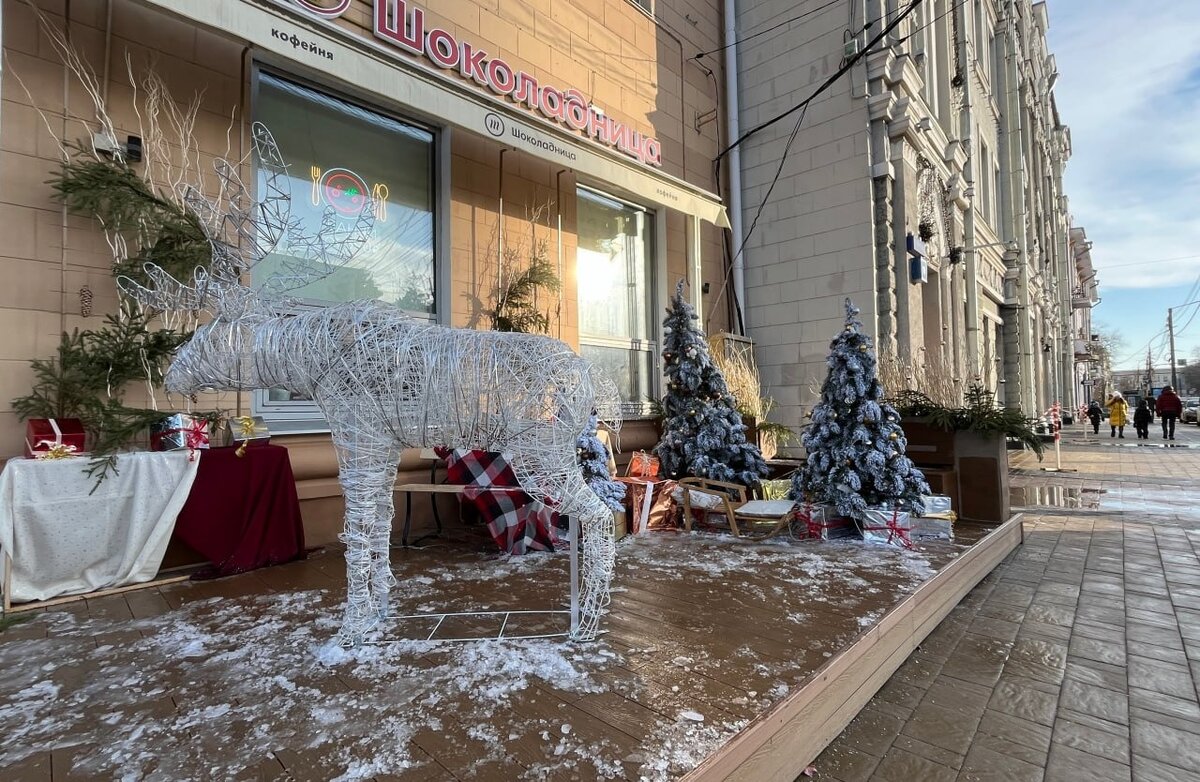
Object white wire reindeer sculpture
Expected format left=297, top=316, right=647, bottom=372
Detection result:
left=120, top=123, right=621, bottom=647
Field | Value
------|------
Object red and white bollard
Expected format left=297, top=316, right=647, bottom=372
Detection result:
left=1041, top=400, right=1075, bottom=472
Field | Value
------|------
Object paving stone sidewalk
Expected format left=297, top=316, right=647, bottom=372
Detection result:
left=811, top=443, right=1200, bottom=782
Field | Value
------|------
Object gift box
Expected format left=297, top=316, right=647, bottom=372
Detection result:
left=24, top=418, right=86, bottom=459
left=617, top=477, right=678, bottom=533
left=859, top=507, right=914, bottom=548
left=919, top=494, right=954, bottom=518
left=150, top=413, right=211, bottom=453
left=796, top=503, right=856, bottom=540
left=627, top=450, right=661, bottom=479
left=912, top=516, right=954, bottom=540
left=226, top=415, right=271, bottom=448
left=613, top=509, right=628, bottom=541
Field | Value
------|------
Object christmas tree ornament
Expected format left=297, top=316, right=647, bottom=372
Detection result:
left=78, top=285, right=93, bottom=318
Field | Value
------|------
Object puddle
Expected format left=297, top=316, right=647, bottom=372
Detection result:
left=1011, top=485, right=1200, bottom=518
left=1010, top=486, right=1105, bottom=510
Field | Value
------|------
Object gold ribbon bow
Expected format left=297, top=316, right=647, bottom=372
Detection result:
left=235, top=415, right=256, bottom=458
left=35, top=442, right=78, bottom=460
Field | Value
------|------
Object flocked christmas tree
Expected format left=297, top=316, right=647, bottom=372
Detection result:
left=791, top=299, right=929, bottom=517
left=654, top=280, right=768, bottom=485
left=577, top=413, right=626, bottom=511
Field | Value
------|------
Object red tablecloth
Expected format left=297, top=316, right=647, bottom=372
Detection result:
left=174, top=445, right=306, bottom=577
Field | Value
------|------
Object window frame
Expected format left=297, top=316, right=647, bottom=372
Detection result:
left=248, top=65, right=448, bottom=433
left=626, top=0, right=653, bottom=18
left=575, top=184, right=661, bottom=419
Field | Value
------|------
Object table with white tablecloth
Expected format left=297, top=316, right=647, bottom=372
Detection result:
left=0, top=451, right=200, bottom=605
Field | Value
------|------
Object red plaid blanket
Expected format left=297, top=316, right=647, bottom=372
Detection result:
left=437, top=448, right=559, bottom=554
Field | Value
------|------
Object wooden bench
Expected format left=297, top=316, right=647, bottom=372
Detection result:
left=394, top=448, right=459, bottom=546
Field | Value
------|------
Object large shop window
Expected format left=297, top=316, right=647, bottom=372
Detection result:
left=576, top=187, right=656, bottom=417
left=252, top=72, right=436, bottom=429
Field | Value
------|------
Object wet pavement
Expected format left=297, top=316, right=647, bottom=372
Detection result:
left=811, top=432, right=1200, bottom=782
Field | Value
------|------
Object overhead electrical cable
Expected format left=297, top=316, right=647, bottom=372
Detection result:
left=714, top=0, right=927, bottom=271
left=691, top=0, right=845, bottom=62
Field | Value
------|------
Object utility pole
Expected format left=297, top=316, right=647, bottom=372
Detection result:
left=1169, top=308, right=1178, bottom=389
left=1145, top=347, right=1152, bottom=397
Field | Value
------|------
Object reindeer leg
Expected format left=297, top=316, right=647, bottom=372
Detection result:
left=509, top=449, right=616, bottom=642
left=330, top=429, right=394, bottom=647
left=368, top=445, right=402, bottom=622
left=565, top=474, right=616, bottom=641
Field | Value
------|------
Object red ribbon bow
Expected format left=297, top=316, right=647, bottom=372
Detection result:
left=863, top=507, right=912, bottom=549
left=802, top=503, right=843, bottom=538
left=168, top=419, right=209, bottom=461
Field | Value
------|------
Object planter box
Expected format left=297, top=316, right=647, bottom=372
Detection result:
left=902, top=418, right=1010, bottom=524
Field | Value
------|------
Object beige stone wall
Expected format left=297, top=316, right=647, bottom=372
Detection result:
left=1, top=0, right=729, bottom=543
left=735, top=1, right=876, bottom=447
left=1, top=0, right=247, bottom=456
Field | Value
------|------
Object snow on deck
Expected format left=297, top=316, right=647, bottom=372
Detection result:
left=0, top=526, right=985, bottom=781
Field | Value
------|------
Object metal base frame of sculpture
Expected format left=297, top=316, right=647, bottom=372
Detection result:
left=120, top=123, right=621, bottom=647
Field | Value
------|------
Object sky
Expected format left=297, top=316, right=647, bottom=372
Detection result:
left=1046, top=0, right=1200, bottom=370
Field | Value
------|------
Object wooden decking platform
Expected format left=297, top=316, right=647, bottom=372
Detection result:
left=0, top=516, right=1022, bottom=781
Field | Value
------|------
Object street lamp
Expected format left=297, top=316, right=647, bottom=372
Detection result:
left=953, top=240, right=1020, bottom=261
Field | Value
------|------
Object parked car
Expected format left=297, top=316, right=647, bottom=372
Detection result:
left=1182, top=398, right=1200, bottom=424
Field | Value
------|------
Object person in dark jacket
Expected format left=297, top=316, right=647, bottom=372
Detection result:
left=1148, top=395, right=1157, bottom=421
left=1157, top=385, right=1183, bottom=440
left=1133, top=399, right=1152, bottom=440
left=1086, top=400, right=1103, bottom=434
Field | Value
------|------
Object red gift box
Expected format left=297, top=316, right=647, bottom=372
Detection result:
left=24, top=418, right=86, bottom=459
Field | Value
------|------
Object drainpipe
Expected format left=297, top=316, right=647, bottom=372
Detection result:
left=1058, top=191, right=1073, bottom=409
left=1015, top=81, right=1035, bottom=414
left=555, top=168, right=568, bottom=340
left=1002, top=0, right=1034, bottom=414
left=498, top=148, right=508, bottom=300
left=723, top=0, right=746, bottom=334
left=959, top=2, right=980, bottom=381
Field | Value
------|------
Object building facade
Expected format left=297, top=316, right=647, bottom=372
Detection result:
left=735, top=0, right=1079, bottom=442
left=0, top=0, right=732, bottom=541
left=1068, top=224, right=1101, bottom=408
left=1109, top=368, right=1172, bottom=402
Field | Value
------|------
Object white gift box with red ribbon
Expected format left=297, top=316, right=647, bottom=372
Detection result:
left=796, top=502, right=856, bottom=540
left=859, top=506, right=914, bottom=548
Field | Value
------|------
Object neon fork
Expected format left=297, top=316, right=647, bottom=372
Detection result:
left=310, top=165, right=322, bottom=206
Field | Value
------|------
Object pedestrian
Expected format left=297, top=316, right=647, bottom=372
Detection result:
left=1086, top=400, right=1103, bottom=434
left=1148, top=395, right=1157, bottom=422
left=1156, top=384, right=1183, bottom=440
left=1107, top=392, right=1128, bottom=438
left=1133, top=399, right=1152, bottom=440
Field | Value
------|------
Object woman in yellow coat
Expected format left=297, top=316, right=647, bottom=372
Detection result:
left=1106, top=393, right=1128, bottom=438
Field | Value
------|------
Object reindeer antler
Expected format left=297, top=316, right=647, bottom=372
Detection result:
left=119, top=121, right=377, bottom=312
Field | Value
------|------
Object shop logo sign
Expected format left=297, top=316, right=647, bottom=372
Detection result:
left=373, top=0, right=662, bottom=168
left=483, top=113, right=505, bottom=137
left=290, top=0, right=352, bottom=19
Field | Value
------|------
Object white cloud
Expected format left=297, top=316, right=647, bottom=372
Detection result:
left=1049, top=0, right=1200, bottom=290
